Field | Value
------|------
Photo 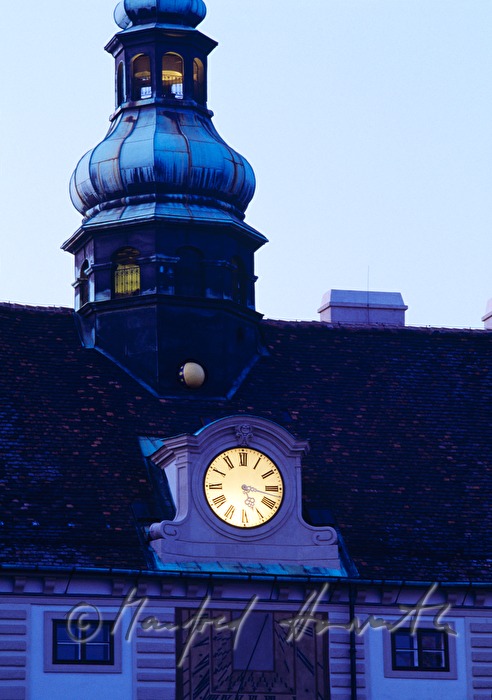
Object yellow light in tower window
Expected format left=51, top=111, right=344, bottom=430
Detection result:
left=162, top=53, right=184, bottom=99
left=132, top=54, right=152, bottom=100
left=162, top=70, right=183, bottom=82
left=114, top=264, right=140, bottom=296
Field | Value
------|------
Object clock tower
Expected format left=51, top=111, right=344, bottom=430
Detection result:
left=63, top=0, right=267, bottom=399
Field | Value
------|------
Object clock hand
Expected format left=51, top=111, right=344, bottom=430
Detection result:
left=242, top=484, right=281, bottom=499
left=241, top=485, right=256, bottom=509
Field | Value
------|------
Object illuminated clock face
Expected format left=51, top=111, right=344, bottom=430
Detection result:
left=204, top=448, right=284, bottom=528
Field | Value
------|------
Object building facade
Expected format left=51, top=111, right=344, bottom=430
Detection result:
left=0, top=1, right=491, bottom=699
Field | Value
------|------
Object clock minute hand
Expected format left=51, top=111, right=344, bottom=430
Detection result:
left=242, top=484, right=281, bottom=499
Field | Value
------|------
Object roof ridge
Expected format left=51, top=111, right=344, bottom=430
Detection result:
left=262, top=318, right=489, bottom=334
left=0, top=301, right=73, bottom=315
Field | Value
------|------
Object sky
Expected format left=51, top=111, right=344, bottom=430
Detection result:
left=1, top=0, right=492, bottom=328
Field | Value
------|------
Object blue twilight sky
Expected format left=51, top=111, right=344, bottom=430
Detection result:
left=1, top=0, right=491, bottom=328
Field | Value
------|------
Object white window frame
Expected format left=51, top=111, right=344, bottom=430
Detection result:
left=44, top=611, right=122, bottom=674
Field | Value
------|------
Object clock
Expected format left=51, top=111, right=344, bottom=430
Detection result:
left=203, top=447, right=284, bottom=528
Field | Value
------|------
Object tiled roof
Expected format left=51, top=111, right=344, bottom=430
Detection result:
left=1, top=303, right=491, bottom=582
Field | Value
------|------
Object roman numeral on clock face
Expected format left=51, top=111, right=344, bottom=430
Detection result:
left=223, top=455, right=235, bottom=470
left=239, top=452, right=248, bottom=466
left=225, top=505, right=235, bottom=520
left=261, top=470, right=274, bottom=480
left=212, top=495, right=226, bottom=507
left=208, top=483, right=222, bottom=490
left=261, top=496, right=276, bottom=510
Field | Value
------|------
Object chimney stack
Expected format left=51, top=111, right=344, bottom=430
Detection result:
left=318, top=290, right=408, bottom=326
left=482, top=299, right=492, bottom=330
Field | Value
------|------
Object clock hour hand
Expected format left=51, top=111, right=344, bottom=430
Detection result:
left=241, top=485, right=256, bottom=509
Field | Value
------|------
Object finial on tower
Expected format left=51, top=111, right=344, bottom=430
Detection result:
left=114, top=0, right=207, bottom=29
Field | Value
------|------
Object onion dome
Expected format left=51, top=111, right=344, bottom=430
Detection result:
left=114, top=0, right=207, bottom=29
left=70, top=109, right=256, bottom=225
left=71, top=0, right=257, bottom=227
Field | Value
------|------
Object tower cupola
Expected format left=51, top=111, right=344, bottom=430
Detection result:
left=70, top=0, right=256, bottom=228
left=63, top=0, right=267, bottom=399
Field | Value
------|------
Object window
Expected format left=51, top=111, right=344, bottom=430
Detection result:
left=44, top=611, right=122, bottom=674
left=193, top=58, right=205, bottom=103
left=53, top=620, right=114, bottom=665
left=162, top=53, right=184, bottom=99
left=79, top=260, right=89, bottom=307
left=113, top=247, right=141, bottom=297
left=231, top=257, right=247, bottom=305
left=392, top=629, right=449, bottom=671
left=383, top=626, right=458, bottom=680
left=117, top=61, right=125, bottom=105
left=132, top=54, right=152, bottom=100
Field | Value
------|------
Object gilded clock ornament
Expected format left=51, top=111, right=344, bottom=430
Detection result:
left=204, top=448, right=284, bottom=528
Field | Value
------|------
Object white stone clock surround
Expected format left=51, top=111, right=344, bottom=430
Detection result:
left=149, top=415, right=341, bottom=570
